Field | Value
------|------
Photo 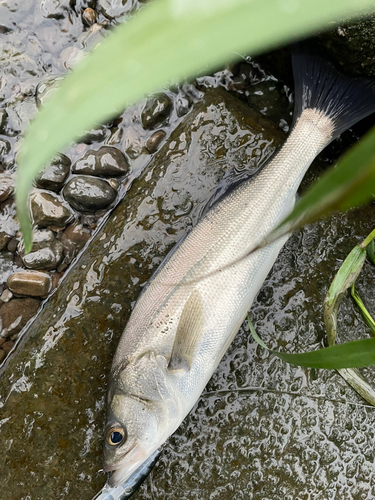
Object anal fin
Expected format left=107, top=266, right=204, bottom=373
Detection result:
left=168, top=289, right=205, bottom=372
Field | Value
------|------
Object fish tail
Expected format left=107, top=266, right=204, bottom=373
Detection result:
left=292, top=45, right=375, bottom=141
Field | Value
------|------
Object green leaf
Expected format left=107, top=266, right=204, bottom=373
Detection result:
left=351, top=285, right=375, bottom=336
left=248, top=315, right=375, bottom=369
left=366, top=239, right=375, bottom=265
left=323, top=245, right=366, bottom=346
left=255, top=126, right=375, bottom=252
left=16, top=0, right=375, bottom=251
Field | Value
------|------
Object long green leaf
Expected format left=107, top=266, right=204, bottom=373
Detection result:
left=255, top=126, right=375, bottom=252
left=248, top=315, right=375, bottom=369
left=16, top=0, right=375, bottom=251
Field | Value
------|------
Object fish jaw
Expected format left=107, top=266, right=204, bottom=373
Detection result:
left=106, top=443, right=157, bottom=486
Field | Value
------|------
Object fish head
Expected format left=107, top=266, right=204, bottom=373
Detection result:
left=103, top=393, right=162, bottom=486
left=104, top=352, right=178, bottom=486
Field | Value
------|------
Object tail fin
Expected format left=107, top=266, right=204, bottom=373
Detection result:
left=292, top=46, right=375, bottom=141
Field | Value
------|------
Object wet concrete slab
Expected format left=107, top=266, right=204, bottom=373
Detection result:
left=0, top=88, right=284, bottom=500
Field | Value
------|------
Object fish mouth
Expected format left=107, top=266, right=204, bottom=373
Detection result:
left=104, top=443, right=148, bottom=486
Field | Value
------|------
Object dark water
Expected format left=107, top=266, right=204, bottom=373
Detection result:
left=1, top=2, right=375, bottom=500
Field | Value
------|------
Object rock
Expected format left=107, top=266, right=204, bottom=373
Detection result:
left=0, top=109, right=8, bottom=133
left=39, top=0, right=69, bottom=20
left=97, top=0, right=134, bottom=19
left=2, top=340, right=14, bottom=353
left=30, top=190, right=73, bottom=228
left=7, top=271, right=52, bottom=297
left=35, top=154, right=71, bottom=191
left=7, top=237, right=19, bottom=252
left=0, top=139, right=11, bottom=166
left=0, top=349, right=6, bottom=363
left=0, top=251, right=21, bottom=284
left=82, top=126, right=107, bottom=144
left=0, top=289, right=12, bottom=302
left=82, top=7, right=97, bottom=25
left=176, top=95, right=190, bottom=117
left=141, top=93, right=172, bottom=130
left=58, top=46, right=85, bottom=71
left=18, top=229, right=64, bottom=271
left=61, top=223, right=91, bottom=263
left=0, top=198, right=19, bottom=251
left=72, top=146, right=129, bottom=176
left=0, top=174, right=14, bottom=201
left=63, top=176, right=117, bottom=212
left=146, top=130, right=166, bottom=154
left=0, top=298, right=40, bottom=338
left=36, top=76, right=64, bottom=108
left=123, top=127, right=143, bottom=159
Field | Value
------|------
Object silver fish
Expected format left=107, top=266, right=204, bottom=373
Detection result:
left=102, top=49, right=375, bottom=487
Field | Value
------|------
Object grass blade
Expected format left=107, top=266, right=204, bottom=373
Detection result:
left=351, top=285, right=375, bottom=336
left=248, top=315, right=375, bottom=369
left=16, top=0, right=375, bottom=250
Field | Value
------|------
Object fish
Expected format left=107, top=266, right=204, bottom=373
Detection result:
left=101, top=48, right=375, bottom=489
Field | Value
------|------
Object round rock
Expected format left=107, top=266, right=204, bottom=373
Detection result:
left=141, top=93, right=172, bottom=130
left=63, top=176, right=117, bottom=212
left=61, top=223, right=91, bottom=263
left=82, top=7, right=97, bottom=25
left=18, top=229, right=64, bottom=271
left=7, top=271, right=52, bottom=297
left=0, top=297, right=40, bottom=338
left=72, top=146, right=129, bottom=177
left=35, top=154, right=71, bottom=191
left=146, top=130, right=166, bottom=154
left=30, top=190, right=73, bottom=228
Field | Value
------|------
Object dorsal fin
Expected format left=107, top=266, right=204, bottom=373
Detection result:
left=168, top=289, right=205, bottom=372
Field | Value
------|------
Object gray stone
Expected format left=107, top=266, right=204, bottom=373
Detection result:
left=141, top=93, right=172, bottom=130
left=61, top=222, right=91, bottom=263
left=7, top=271, right=52, bottom=297
left=146, top=130, right=166, bottom=154
left=63, top=175, right=117, bottom=212
left=123, top=128, right=143, bottom=159
left=97, top=0, right=133, bottom=20
left=0, top=198, right=19, bottom=250
left=39, top=0, right=69, bottom=20
left=0, top=251, right=21, bottom=284
left=82, top=126, right=107, bottom=144
left=0, top=297, right=40, bottom=338
left=0, top=139, right=11, bottom=166
left=18, top=229, right=64, bottom=271
left=30, top=190, right=73, bottom=228
left=0, top=174, right=14, bottom=202
left=0, top=109, right=8, bottom=133
left=35, top=154, right=71, bottom=191
left=72, top=146, right=129, bottom=176
left=176, top=95, right=190, bottom=117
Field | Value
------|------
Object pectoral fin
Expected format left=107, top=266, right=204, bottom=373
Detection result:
left=168, top=289, right=205, bottom=372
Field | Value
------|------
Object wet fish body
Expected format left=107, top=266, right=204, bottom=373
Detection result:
left=102, top=50, right=375, bottom=487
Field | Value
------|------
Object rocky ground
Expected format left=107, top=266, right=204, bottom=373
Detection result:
left=1, top=2, right=375, bottom=500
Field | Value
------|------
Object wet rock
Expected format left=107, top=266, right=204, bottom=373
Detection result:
left=61, top=222, right=91, bottom=263
left=0, top=297, right=40, bottom=338
left=0, top=198, right=19, bottom=251
left=0, top=109, right=8, bottom=133
left=63, top=175, right=117, bottom=212
left=59, top=46, right=85, bottom=71
left=0, top=349, right=6, bottom=363
left=97, top=0, right=134, bottom=19
left=0, top=289, right=12, bottom=303
left=72, top=146, right=129, bottom=176
left=36, top=76, right=64, bottom=108
left=5, top=95, right=39, bottom=135
left=7, top=237, right=19, bottom=252
left=123, top=128, right=143, bottom=159
left=176, top=95, right=190, bottom=117
left=141, top=93, right=172, bottom=130
left=7, top=271, right=52, bottom=297
left=30, top=190, right=73, bottom=228
left=35, top=154, right=71, bottom=191
left=82, top=126, right=107, bottom=144
left=39, top=0, right=69, bottom=19
left=0, top=88, right=285, bottom=499
left=0, top=139, right=11, bottom=166
left=18, top=229, right=64, bottom=270
left=146, top=130, right=166, bottom=154
left=0, top=173, right=14, bottom=202
left=2, top=340, right=14, bottom=353
left=0, top=251, right=21, bottom=284
left=82, top=7, right=97, bottom=25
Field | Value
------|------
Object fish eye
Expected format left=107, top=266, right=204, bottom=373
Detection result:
left=106, top=425, right=127, bottom=446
